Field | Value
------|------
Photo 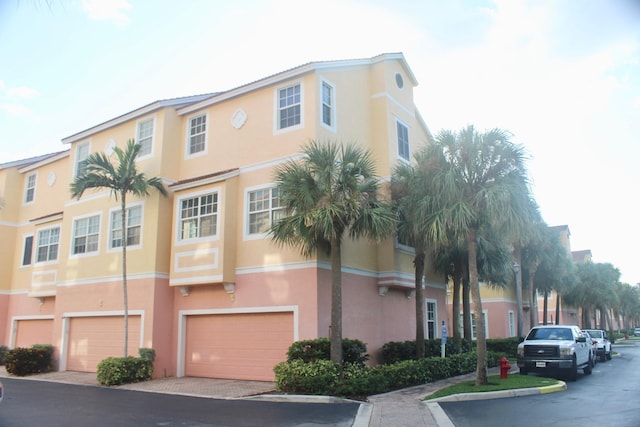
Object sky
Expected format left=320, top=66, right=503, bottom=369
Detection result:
left=1, top=0, right=639, bottom=285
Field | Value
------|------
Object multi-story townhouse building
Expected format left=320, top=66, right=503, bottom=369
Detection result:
left=0, top=53, right=449, bottom=381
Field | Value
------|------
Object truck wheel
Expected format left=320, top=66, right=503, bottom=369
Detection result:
left=567, top=357, right=578, bottom=381
left=519, top=368, right=528, bottom=376
left=606, top=350, right=612, bottom=360
left=584, top=361, right=592, bottom=375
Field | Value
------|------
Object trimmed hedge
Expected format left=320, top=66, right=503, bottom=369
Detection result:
left=0, top=345, right=9, bottom=366
left=381, top=337, right=519, bottom=364
left=5, top=344, right=55, bottom=376
left=96, top=356, right=153, bottom=386
left=274, top=351, right=501, bottom=397
left=286, top=338, right=369, bottom=366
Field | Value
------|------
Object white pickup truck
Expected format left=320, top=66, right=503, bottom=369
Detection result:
left=517, top=325, right=593, bottom=381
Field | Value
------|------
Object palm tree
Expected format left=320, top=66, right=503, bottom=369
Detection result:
left=70, top=139, right=167, bottom=357
left=270, top=140, right=396, bottom=364
left=434, top=125, right=530, bottom=386
left=392, top=148, right=447, bottom=358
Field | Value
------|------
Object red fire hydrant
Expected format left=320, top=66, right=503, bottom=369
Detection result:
left=500, top=356, right=511, bottom=379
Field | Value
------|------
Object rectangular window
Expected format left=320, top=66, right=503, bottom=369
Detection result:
left=248, top=187, right=284, bottom=235
left=136, top=118, right=154, bottom=157
left=278, top=84, right=301, bottom=129
left=397, top=121, right=410, bottom=161
left=427, top=301, right=436, bottom=339
left=24, top=173, right=36, bottom=203
left=188, top=114, right=207, bottom=155
left=470, top=312, right=488, bottom=340
left=22, top=235, right=33, bottom=266
left=321, top=81, right=333, bottom=127
left=180, top=193, right=217, bottom=239
left=72, top=215, right=100, bottom=255
left=111, top=206, right=142, bottom=248
left=36, top=227, right=60, bottom=262
left=75, top=142, right=90, bottom=177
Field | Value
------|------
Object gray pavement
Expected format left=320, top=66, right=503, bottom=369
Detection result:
left=0, top=365, right=563, bottom=426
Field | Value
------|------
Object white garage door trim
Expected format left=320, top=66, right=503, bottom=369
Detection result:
left=59, top=310, right=145, bottom=371
left=9, top=315, right=55, bottom=348
left=177, top=305, right=298, bottom=378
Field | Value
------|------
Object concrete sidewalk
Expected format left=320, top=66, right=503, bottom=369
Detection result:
left=0, top=366, right=563, bottom=426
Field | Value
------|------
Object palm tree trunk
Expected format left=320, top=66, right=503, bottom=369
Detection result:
left=452, top=267, right=461, bottom=340
left=121, top=194, right=129, bottom=358
left=528, top=270, right=537, bottom=328
left=463, top=274, right=472, bottom=341
left=467, top=228, right=487, bottom=386
left=513, top=245, right=524, bottom=338
left=330, top=236, right=343, bottom=364
left=415, top=251, right=426, bottom=359
left=543, top=292, right=548, bottom=325
left=555, top=293, right=561, bottom=325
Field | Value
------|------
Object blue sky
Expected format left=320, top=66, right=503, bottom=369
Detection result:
left=1, top=0, right=639, bottom=285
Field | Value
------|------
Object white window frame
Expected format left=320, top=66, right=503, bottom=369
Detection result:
left=396, top=119, right=410, bottom=162
left=470, top=311, right=489, bottom=340
left=244, top=184, right=284, bottom=240
left=35, top=226, right=60, bottom=264
left=320, top=79, right=336, bottom=132
left=176, top=188, right=220, bottom=244
left=275, top=81, right=304, bottom=133
left=74, top=141, right=90, bottom=178
left=185, top=113, right=208, bottom=158
left=21, top=234, right=34, bottom=266
left=426, top=299, right=437, bottom=339
left=108, top=203, right=143, bottom=251
left=24, top=173, right=37, bottom=204
left=71, top=213, right=101, bottom=256
left=136, top=117, right=155, bottom=159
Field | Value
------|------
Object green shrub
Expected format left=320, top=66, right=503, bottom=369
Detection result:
left=0, top=345, right=9, bottom=365
left=138, top=348, right=156, bottom=362
left=286, top=338, right=369, bottom=366
left=486, top=338, right=519, bottom=358
left=381, top=338, right=472, bottom=364
left=274, top=350, right=501, bottom=397
left=96, top=356, right=153, bottom=386
left=5, top=345, right=54, bottom=376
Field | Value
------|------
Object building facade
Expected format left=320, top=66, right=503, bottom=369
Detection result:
left=0, top=53, right=449, bottom=381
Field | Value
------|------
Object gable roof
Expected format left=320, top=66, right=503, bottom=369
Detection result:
left=61, top=93, right=217, bottom=145
left=1, top=150, right=69, bottom=171
left=177, top=52, right=415, bottom=116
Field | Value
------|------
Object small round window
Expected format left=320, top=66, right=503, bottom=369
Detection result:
left=395, top=73, right=404, bottom=89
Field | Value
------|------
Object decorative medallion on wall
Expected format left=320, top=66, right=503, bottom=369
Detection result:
left=231, top=108, right=247, bottom=129
left=47, top=172, right=56, bottom=187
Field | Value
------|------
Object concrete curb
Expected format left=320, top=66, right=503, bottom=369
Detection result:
left=425, top=380, right=567, bottom=403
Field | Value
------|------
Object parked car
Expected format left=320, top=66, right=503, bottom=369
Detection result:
left=517, top=325, right=592, bottom=381
left=581, top=330, right=598, bottom=367
left=634, top=327, right=640, bottom=337
left=584, top=329, right=612, bottom=362
left=0, top=381, right=3, bottom=404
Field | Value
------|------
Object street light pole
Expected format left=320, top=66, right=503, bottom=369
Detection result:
left=513, top=262, right=523, bottom=338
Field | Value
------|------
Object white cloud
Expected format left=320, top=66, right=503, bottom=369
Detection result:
left=81, top=0, right=132, bottom=26
left=8, top=86, right=39, bottom=99
left=0, top=103, right=31, bottom=116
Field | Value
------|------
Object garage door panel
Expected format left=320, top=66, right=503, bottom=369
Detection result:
left=67, top=316, right=141, bottom=373
left=185, top=312, right=293, bottom=381
left=15, top=319, right=54, bottom=348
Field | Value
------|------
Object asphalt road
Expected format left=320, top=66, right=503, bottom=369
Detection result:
left=439, top=340, right=640, bottom=427
left=0, top=379, right=360, bottom=427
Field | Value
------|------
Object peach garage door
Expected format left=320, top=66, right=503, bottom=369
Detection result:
left=15, top=319, right=54, bottom=348
left=185, top=311, right=294, bottom=381
left=67, top=315, right=141, bottom=372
